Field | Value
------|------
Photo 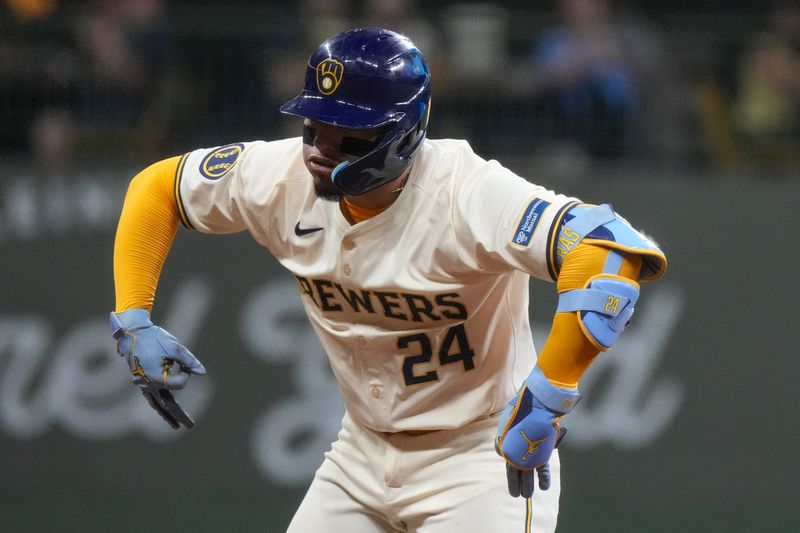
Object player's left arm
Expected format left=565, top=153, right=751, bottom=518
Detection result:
left=496, top=203, right=667, bottom=498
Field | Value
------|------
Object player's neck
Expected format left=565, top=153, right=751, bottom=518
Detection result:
left=342, top=166, right=411, bottom=212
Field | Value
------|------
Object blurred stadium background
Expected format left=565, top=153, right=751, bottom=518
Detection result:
left=1, top=0, right=798, bottom=531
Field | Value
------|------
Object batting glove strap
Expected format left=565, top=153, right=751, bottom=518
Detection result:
left=109, top=308, right=153, bottom=338
left=525, top=365, right=582, bottom=415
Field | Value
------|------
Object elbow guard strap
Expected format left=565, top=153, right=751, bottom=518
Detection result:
left=557, top=275, right=640, bottom=350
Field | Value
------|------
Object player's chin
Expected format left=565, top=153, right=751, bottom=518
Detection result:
left=312, top=175, right=342, bottom=202
left=306, top=159, right=342, bottom=201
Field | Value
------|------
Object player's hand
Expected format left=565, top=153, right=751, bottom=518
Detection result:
left=109, top=308, right=206, bottom=429
left=495, top=365, right=580, bottom=498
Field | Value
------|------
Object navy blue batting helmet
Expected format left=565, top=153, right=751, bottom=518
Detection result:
left=280, top=27, right=431, bottom=196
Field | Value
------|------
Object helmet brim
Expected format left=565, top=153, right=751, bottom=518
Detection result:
left=280, top=92, right=399, bottom=130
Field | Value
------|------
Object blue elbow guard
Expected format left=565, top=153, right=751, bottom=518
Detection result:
left=557, top=275, right=640, bottom=350
left=554, top=203, right=666, bottom=282
left=553, top=203, right=664, bottom=350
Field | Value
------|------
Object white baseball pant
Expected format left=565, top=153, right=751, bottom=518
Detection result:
left=287, top=411, right=560, bottom=532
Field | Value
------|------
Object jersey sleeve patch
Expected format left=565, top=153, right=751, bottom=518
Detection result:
left=199, top=143, right=244, bottom=180
left=510, top=197, right=551, bottom=248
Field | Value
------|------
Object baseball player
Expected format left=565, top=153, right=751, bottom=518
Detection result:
left=109, top=28, right=666, bottom=532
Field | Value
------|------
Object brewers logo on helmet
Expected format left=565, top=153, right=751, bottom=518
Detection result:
left=316, top=58, right=344, bottom=95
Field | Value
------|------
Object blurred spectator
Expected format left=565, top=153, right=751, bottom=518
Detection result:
left=77, top=1, right=164, bottom=90
left=301, top=0, right=353, bottom=48
left=515, top=0, right=683, bottom=164
left=426, top=3, right=510, bottom=151
left=5, top=0, right=55, bottom=22
left=71, top=0, right=186, bottom=158
left=733, top=0, right=800, bottom=164
left=533, top=0, right=636, bottom=159
left=442, top=3, right=508, bottom=87
left=1, top=0, right=199, bottom=167
left=614, top=4, right=692, bottom=165
left=30, top=107, right=75, bottom=171
left=265, top=0, right=353, bottom=102
left=0, top=0, right=78, bottom=162
left=264, top=0, right=354, bottom=138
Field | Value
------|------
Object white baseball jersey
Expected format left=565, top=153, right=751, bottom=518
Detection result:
left=176, top=137, right=577, bottom=433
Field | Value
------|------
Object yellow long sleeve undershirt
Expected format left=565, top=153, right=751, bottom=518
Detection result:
left=536, top=243, right=643, bottom=388
left=113, top=156, right=182, bottom=312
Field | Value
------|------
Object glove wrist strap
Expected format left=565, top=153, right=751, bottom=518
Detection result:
left=109, top=308, right=152, bottom=338
left=525, top=365, right=582, bottom=415
left=109, top=313, right=125, bottom=339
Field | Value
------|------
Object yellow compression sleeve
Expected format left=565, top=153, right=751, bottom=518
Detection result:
left=536, top=243, right=643, bottom=389
left=113, top=156, right=182, bottom=313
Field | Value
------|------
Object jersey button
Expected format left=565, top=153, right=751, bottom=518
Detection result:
left=342, top=238, right=355, bottom=251
left=343, top=264, right=352, bottom=276
left=369, top=385, right=381, bottom=399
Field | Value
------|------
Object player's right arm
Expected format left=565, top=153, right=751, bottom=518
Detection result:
left=110, top=156, right=207, bottom=429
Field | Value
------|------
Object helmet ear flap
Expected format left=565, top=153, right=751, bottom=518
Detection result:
left=396, top=127, right=416, bottom=155
left=331, top=125, right=408, bottom=195
left=394, top=97, right=430, bottom=160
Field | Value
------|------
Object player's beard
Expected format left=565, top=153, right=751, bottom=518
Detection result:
left=313, top=178, right=342, bottom=202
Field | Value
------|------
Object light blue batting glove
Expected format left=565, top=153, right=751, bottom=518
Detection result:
left=109, top=308, right=206, bottom=429
left=496, top=365, right=579, bottom=498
